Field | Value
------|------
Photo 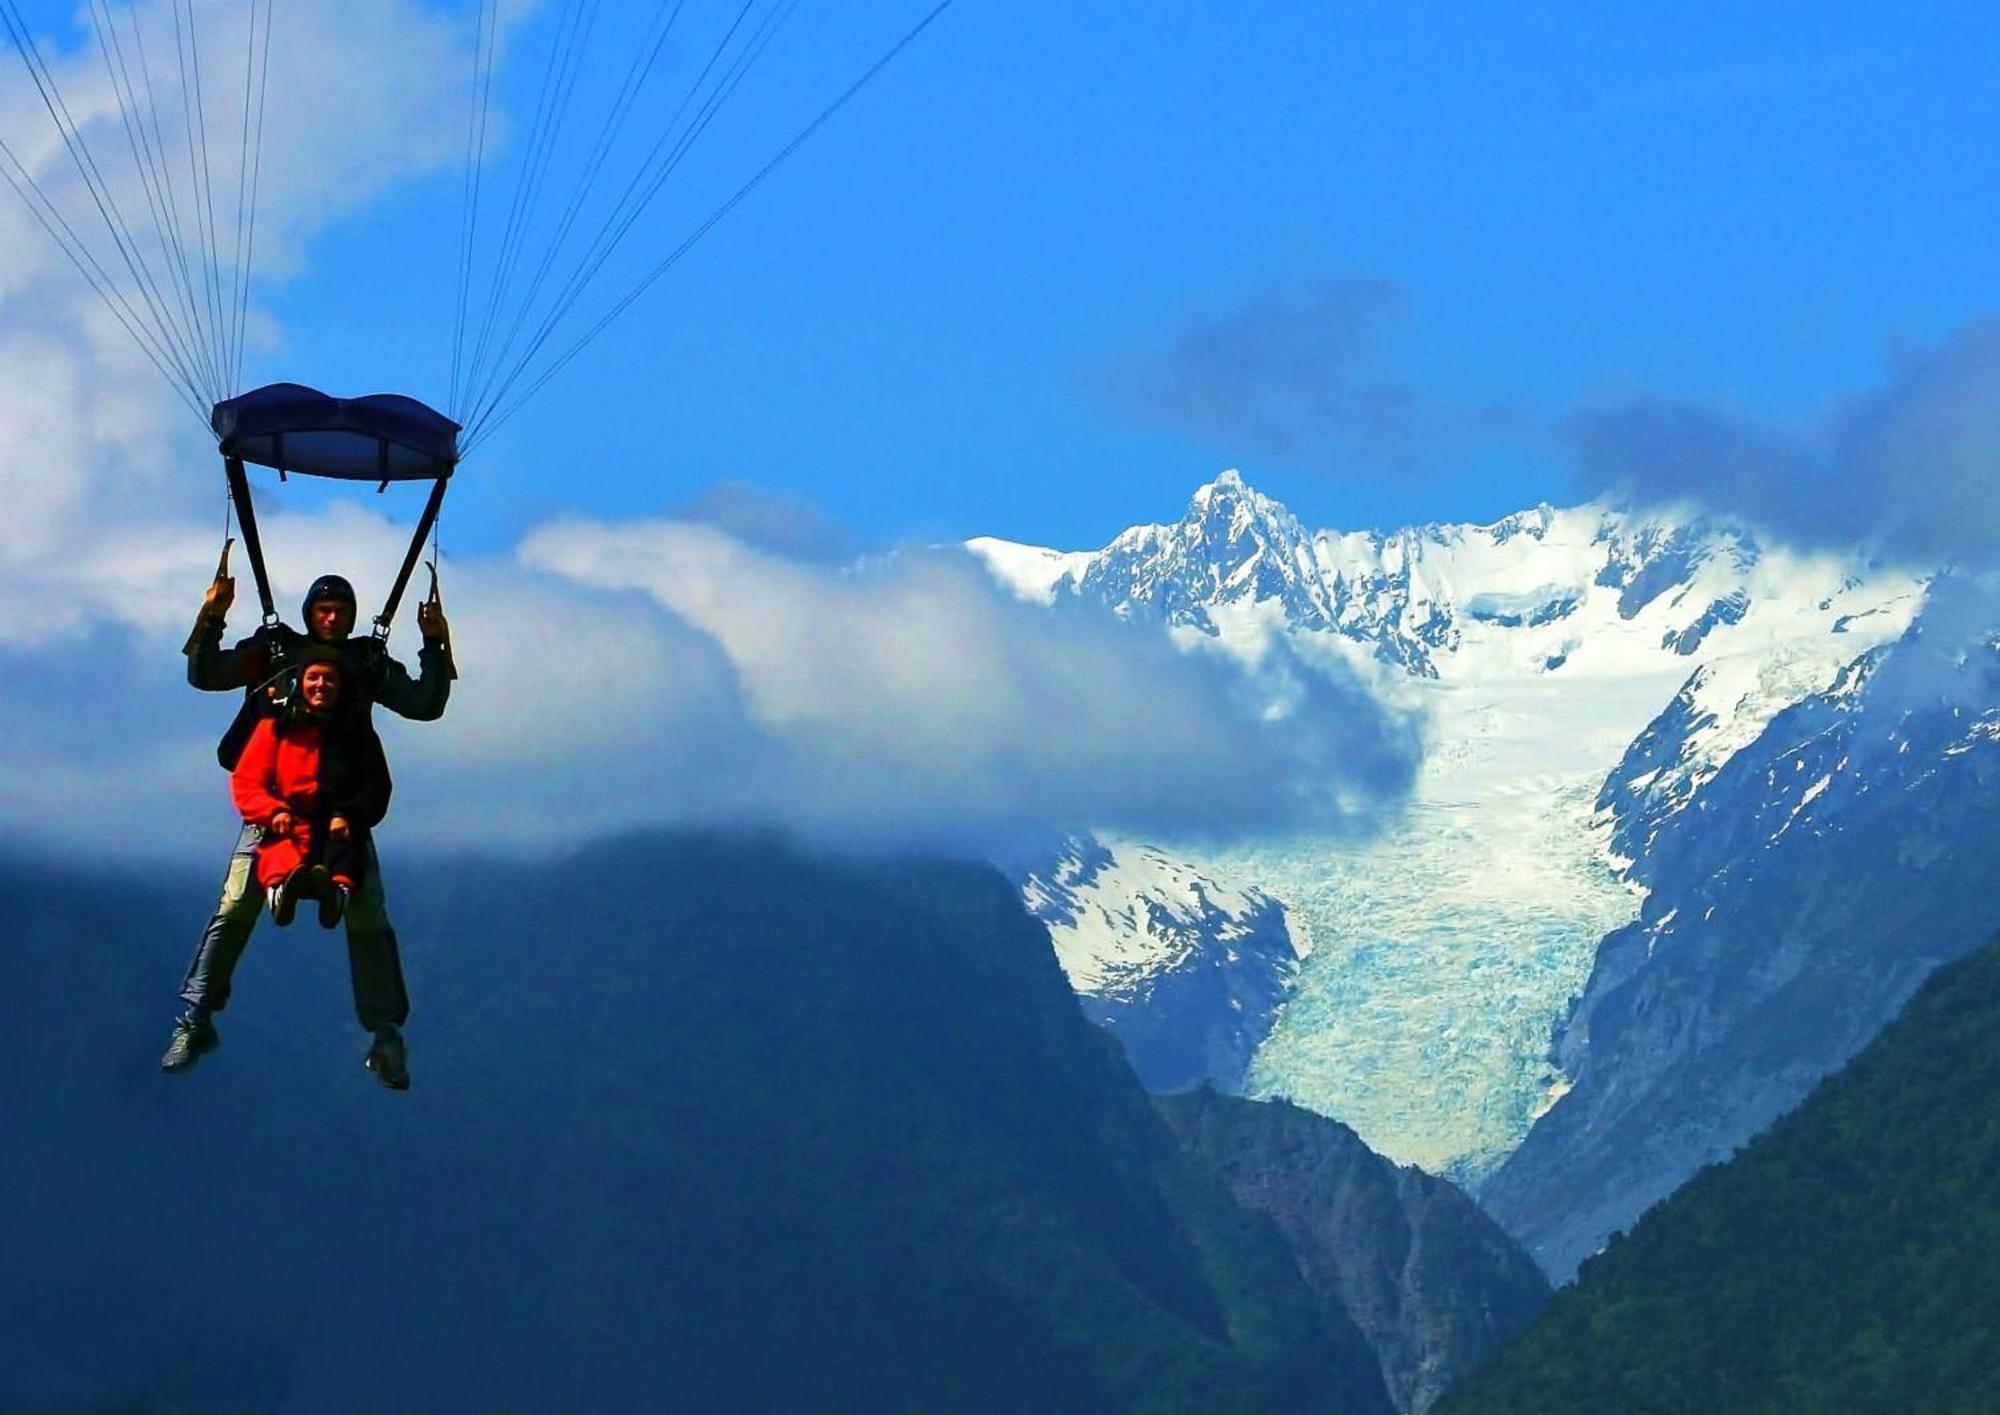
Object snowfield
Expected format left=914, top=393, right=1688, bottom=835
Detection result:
left=979, top=472, right=1926, bottom=1181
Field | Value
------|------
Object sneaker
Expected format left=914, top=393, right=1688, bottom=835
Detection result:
left=363, top=1026, right=410, bottom=1091
left=308, top=863, right=348, bottom=927
left=269, top=870, right=306, bottom=927
left=160, top=1010, right=220, bottom=1072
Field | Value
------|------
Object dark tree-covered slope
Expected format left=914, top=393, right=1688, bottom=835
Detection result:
left=0, top=836, right=1393, bottom=1413
left=1443, top=936, right=2000, bottom=1414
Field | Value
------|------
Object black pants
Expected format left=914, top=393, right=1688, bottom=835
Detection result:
left=179, top=823, right=410, bottom=1031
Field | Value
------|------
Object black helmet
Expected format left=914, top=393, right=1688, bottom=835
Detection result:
left=302, top=574, right=357, bottom=620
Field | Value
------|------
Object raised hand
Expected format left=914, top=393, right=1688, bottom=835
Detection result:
left=417, top=575, right=449, bottom=643
left=201, top=572, right=235, bottom=622
left=200, top=539, right=235, bottom=623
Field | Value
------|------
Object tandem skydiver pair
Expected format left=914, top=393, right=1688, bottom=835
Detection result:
left=160, top=385, right=459, bottom=1092
left=161, top=568, right=454, bottom=1090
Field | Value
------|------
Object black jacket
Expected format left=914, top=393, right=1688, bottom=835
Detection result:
left=311, top=704, right=394, bottom=832
left=185, top=618, right=454, bottom=769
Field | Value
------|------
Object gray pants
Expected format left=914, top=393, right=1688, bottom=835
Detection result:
left=179, top=822, right=411, bottom=1032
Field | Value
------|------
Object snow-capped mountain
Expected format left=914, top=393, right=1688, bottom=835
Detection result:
left=976, top=471, right=1930, bottom=1185
left=973, top=469, right=1908, bottom=686
left=1018, top=835, right=1306, bottom=1093
left=1480, top=585, right=2000, bottom=1278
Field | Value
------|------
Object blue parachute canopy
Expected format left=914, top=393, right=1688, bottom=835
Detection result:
left=212, top=383, right=459, bottom=482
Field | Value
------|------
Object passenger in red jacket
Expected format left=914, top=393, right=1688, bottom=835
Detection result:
left=230, top=655, right=392, bottom=929
left=168, top=569, right=445, bottom=1087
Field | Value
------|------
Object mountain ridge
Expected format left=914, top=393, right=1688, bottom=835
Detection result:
left=1442, top=934, right=2000, bottom=1412
left=1481, top=586, right=2000, bottom=1277
left=977, top=469, right=1933, bottom=1189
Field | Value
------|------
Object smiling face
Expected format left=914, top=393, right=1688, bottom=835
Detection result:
left=300, top=661, right=342, bottom=712
left=309, top=598, right=356, bottom=642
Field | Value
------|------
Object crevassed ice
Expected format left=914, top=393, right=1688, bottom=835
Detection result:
left=1222, top=792, right=1633, bottom=1184
left=974, top=478, right=1927, bottom=1184
left=1208, top=667, right=1655, bottom=1183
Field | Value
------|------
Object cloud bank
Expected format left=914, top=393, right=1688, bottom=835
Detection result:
left=1571, top=317, right=2000, bottom=568
left=1109, top=276, right=2000, bottom=572
left=1103, top=279, right=1521, bottom=480
left=0, top=507, right=1421, bottom=862
left=485, top=517, right=1417, bottom=854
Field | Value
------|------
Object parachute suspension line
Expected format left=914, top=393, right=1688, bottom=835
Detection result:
left=458, top=0, right=600, bottom=418
left=0, top=0, right=211, bottom=407
left=464, top=0, right=805, bottom=435
left=93, top=0, right=208, bottom=392
left=464, top=0, right=957, bottom=453
left=82, top=0, right=216, bottom=399
left=463, top=0, right=690, bottom=421
left=0, top=134, right=207, bottom=421
left=171, top=0, right=232, bottom=401
left=462, top=0, right=794, bottom=436
left=242, top=3, right=274, bottom=389
left=224, top=0, right=261, bottom=391
left=229, top=0, right=276, bottom=391
left=456, top=0, right=576, bottom=405
left=124, top=0, right=223, bottom=398
left=458, top=0, right=768, bottom=429
left=449, top=0, right=503, bottom=417
left=0, top=0, right=195, bottom=386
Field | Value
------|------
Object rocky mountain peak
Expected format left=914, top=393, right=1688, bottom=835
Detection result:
left=1080, top=470, right=1332, bottom=633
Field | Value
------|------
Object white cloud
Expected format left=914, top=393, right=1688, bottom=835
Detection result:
left=0, top=504, right=1420, bottom=862
left=0, top=3, right=1422, bottom=863
left=0, top=0, right=495, bottom=620
left=1570, top=316, right=2000, bottom=569
left=0, top=0, right=478, bottom=293
left=500, top=517, right=1419, bottom=853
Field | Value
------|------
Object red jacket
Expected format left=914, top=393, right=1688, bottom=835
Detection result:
left=230, top=713, right=392, bottom=831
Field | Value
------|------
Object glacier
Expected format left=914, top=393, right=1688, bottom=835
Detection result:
left=977, top=470, right=1927, bottom=1183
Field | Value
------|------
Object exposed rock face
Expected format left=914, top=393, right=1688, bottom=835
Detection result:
left=983, top=476, right=2000, bottom=1290
left=1072, top=469, right=1344, bottom=639
left=1159, top=1089, right=1550, bottom=1415
left=1481, top=588, right=2000, bottom=1279
left=975, top=471, right=1929, bottom=1186
left=1020, top=834, right=1305, bottom=1093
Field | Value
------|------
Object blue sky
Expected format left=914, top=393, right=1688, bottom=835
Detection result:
left=4, top=0, right=1999, bottom=859
left=16, top=1, right=2000, bottom=555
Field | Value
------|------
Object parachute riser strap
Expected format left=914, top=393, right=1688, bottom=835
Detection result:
left=373, top=474, right=450, bottom=641
left=222, top=454, right=279, bottom=627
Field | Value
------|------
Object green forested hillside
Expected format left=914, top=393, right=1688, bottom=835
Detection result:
left=1, top=838, right=1392, bottom=1412
left=1444, top=936, right=2000, bottom=1414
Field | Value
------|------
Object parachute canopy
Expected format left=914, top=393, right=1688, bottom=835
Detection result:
left=212, top=383, right=459, bottom=482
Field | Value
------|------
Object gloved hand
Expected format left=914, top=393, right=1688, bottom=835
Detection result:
left=200, top=572, right=235, bottom=625
left=418, top=585, right=449, bottom=644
